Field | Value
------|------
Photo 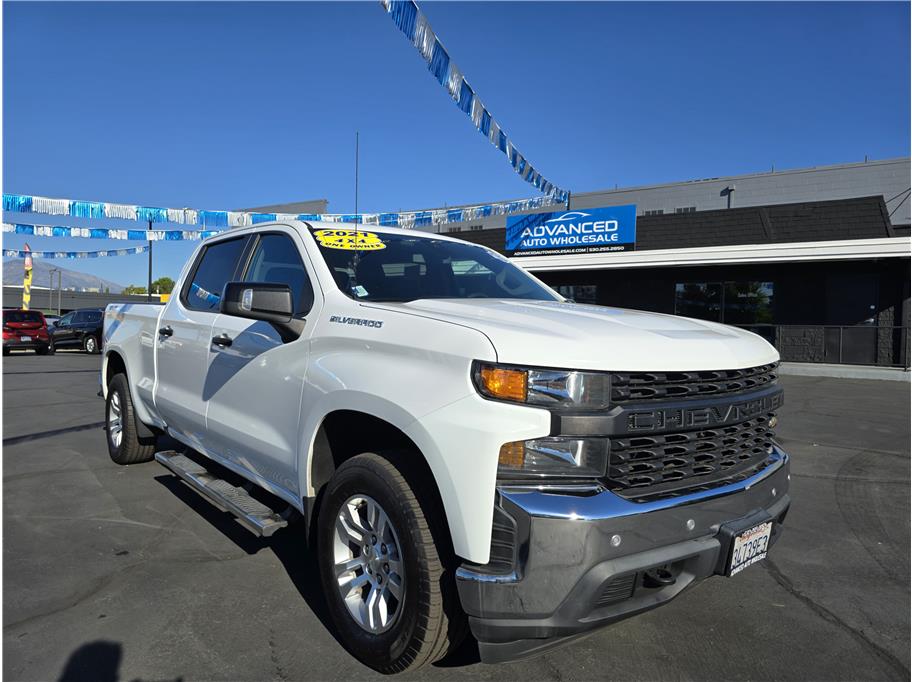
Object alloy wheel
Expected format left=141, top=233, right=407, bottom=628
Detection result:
left=332, top=494, right=405, bottom=634
left=107, top=392, right=123, bottom=449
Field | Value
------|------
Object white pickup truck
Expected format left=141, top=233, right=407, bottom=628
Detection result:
left=102, top=221, right=790, bottom=672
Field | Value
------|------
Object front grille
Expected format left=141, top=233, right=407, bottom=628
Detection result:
left=607, top=415, right=776, bottom=502
left=610, top=363, right=778, bottom=403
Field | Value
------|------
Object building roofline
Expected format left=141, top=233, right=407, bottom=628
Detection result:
left=569, top=156, right=911, bottom=200
left=400, top=156, right=910, bottom=215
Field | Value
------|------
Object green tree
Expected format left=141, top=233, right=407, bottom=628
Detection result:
left=151, top=276, right=175, bottom=294
left=123, top=285, right=147, bottom=295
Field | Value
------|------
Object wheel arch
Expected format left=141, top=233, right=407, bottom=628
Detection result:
left=102, top=349, right=157, bottom=440
left=305, top=408, right=458, bottom=560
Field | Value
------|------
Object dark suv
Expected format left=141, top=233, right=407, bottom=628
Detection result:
left=49, top=308, right=104, bottom=354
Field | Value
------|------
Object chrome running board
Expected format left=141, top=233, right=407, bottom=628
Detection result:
left=155, top=450, right=289, bottom=537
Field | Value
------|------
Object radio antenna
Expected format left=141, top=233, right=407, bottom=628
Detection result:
left=354, top=131, right=360, bottom=232
left=351, top=131, right=362, bottom=292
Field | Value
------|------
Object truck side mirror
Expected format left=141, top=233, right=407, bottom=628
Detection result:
left=220, top=282, right=303, bottom=342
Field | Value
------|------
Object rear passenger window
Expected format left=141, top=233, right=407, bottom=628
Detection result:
left=183, top=237, right=247, bottom=312
left=243, top=233, right=314, bottom=316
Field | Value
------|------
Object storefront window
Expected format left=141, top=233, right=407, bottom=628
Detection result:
left=724, top=281, right=774, bottom=325
left=674, top=283, right=722, bottom=322
left=674, top=281, right=774, bottom=326
left=556, top=285, right=598, bottom=304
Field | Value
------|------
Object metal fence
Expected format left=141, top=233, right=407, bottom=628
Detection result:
left=735, top=325, right=910, bottom=369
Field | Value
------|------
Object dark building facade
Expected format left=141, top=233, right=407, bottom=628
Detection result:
left=456, top=196, right=910, bottom=367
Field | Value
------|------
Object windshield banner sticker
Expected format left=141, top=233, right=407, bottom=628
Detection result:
left=505, top=205, right=636, bottom=257
left=315, top=229, right=387, bottom=251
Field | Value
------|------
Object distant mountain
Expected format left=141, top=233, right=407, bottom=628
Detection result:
left=3, top=259, right=126, bottom=293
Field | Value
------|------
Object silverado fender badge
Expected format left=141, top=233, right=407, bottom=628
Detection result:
left=329, top=315, right=384, bottom=329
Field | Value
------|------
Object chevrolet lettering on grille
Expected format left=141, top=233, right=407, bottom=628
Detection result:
left=627, top=391, right=784, bottom=432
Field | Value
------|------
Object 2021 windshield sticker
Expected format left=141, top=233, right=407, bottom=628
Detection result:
left=314, top=229, right=386, bottom=251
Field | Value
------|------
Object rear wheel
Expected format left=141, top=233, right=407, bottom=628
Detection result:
left=35, top=345, right=49, bottom=355
left=318, top=452, right=465, bottom=673
left=84, top=335, right=99, bottom=354
left=2, top=347, right=10, bottom=356
left=106, top=373, right=156, bottom=464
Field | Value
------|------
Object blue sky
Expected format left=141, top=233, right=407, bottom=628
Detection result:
left=3, top=1, right=910, bottom=286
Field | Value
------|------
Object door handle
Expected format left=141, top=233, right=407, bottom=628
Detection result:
left=158, top=325, right=174, bottom=337
left=211, top=333, right=233, bottom=347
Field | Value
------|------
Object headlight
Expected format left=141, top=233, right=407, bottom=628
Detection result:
left=473, top=361, right=611, bottom=411
left=498, top=437, right=609, bottom=479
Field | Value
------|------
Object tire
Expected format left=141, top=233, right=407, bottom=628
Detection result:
left=84, top=335, right=100, bottom=354
left=106, top=373, right=156, bottom=465
left=2, top=347, right=10, bottom=356
left=35, top=345, right=49, bottom=355
left=318, top=452, right=465, bottom=673
left=47, top=340, right=56, bottom=355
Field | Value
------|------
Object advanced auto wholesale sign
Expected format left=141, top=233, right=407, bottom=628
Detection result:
left=505, top=205, right=636, bottom=256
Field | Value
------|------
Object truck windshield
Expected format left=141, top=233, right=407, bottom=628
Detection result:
left=310, top=228, right=560, bottom=303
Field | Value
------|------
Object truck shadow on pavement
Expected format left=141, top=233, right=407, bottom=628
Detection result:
left=57, top=639, right=183, bottom=682
left=152, top=471, right=482, bottom=669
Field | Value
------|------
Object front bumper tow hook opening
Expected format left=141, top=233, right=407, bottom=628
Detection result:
left=643, top=567, right=676, bottom=588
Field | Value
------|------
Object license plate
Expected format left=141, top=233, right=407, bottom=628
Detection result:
left=728, top=521, right=772, bottom=576
left=20, top=336, right=31, bottom=342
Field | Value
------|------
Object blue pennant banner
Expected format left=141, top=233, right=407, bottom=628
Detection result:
left=3, top=191, right=564, bottom=231
left=380, top=0, right=568, bottom=203
left=3, top=223, right=220, bottom=241
left=3, top=245, right=150, bottom=259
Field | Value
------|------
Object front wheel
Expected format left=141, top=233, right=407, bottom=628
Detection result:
left=106, top=373, right=156, bottom=464
left=318, top=452, right=465, bottom=673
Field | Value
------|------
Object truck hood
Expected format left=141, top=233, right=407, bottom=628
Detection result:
left=383, top=299, right=778, bottom=372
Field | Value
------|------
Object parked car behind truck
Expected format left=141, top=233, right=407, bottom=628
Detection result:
left=102, top=221, right=790, bottom=672
left=2, top=308, right=50, bottom=355
left=50, top=308, right=104, bottom=353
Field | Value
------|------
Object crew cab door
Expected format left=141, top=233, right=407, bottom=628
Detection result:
left=204, top=229, right=319, bottom=501
left=154, top=234, right=250, bottom=451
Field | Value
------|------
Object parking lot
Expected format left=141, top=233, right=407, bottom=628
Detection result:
left=2, top=351, right=909, bottom=681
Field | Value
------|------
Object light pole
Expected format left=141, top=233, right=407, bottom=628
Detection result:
left=49, top=268, right=60, bottom=315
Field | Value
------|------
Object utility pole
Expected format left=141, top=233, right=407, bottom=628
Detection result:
left=50, top=268, right=61, bottom=315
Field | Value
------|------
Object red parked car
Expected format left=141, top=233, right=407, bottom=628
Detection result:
left=2, top=309, right=51, bottom=356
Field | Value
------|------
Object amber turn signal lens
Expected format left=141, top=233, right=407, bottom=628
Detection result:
left=498, top=441, right=526, bottom=469
left=479, top=366, right=527, bottom=401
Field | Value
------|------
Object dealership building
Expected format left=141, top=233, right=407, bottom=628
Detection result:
left=426, top=157, right=910, bottom=368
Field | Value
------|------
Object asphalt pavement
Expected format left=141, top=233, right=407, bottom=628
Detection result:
left=3, top=351, right=910, bottom=681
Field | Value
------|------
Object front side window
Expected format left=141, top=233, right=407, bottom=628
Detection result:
left=310, top=229, right=559, bottom=303
left=57, top=312, right=75, bottom=326
left=183, top=237, right=247, bottom=312
left=243, top=233, right=314, bottom=315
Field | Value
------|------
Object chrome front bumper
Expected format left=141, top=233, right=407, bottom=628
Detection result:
left=456, top=447, right=791, bottom=663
